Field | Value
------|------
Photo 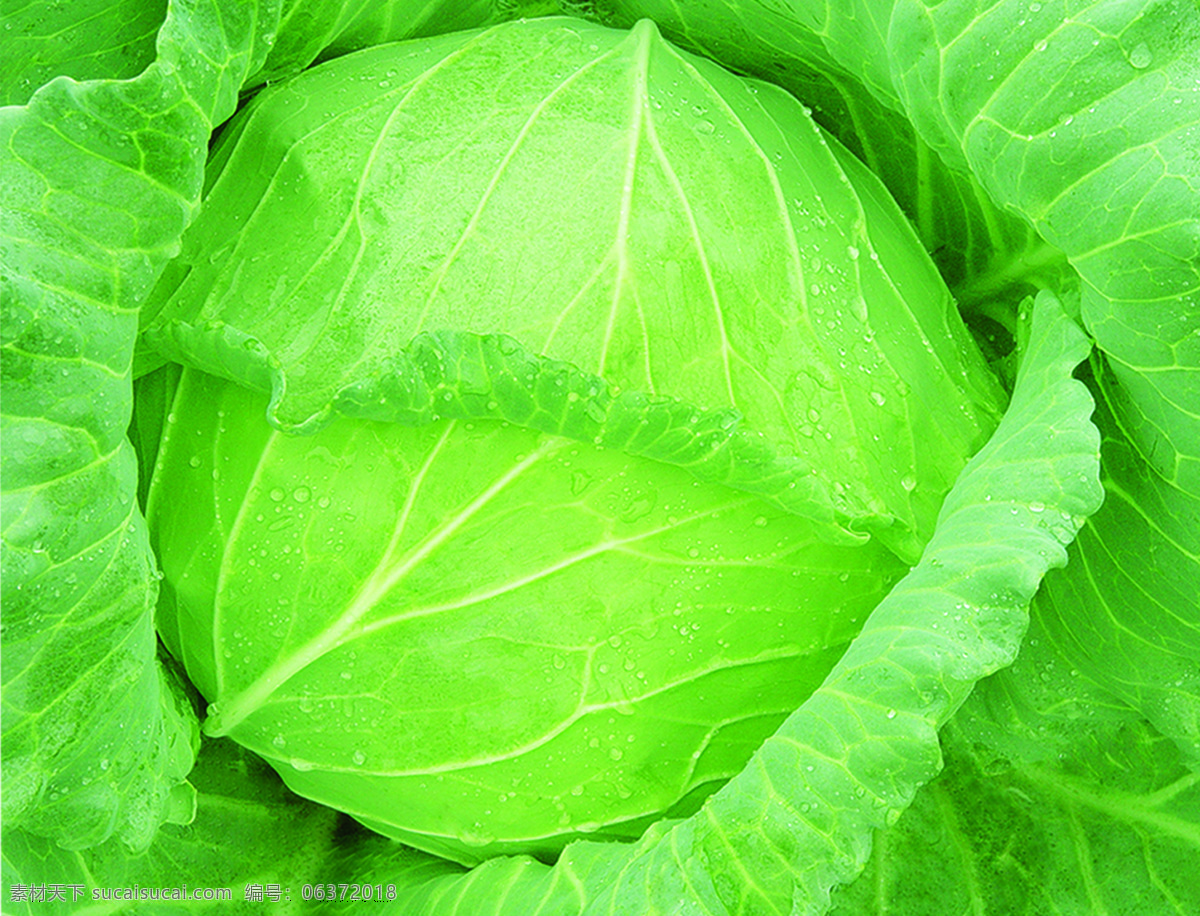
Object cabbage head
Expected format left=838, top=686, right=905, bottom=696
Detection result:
left=138, top=17, right=1004, bottom=864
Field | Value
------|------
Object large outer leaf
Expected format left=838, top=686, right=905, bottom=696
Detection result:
left=884, top=0, right=1200, bottom=767
left=0, top=0, right=168, bottom=107
left=964, top=359, right=1200, bottom=770
left=0, top=0, right=278, bottom=850
left=1032, top=376, right=1199, bottom=764
left=884, top=0, right=1200, bottom=492
left=254, top=0, right=554, bottom=86
left=828, top=719, right=1200, bottom=916
left=1, top=738, right=345, bottom=915
left=588, top=0, right=1064, bottom=307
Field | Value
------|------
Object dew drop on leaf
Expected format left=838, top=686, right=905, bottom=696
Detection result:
left=1128, top=42, right=1152, bottom=68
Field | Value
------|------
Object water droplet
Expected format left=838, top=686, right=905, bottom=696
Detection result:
left=618, top=489, right=657, bottom=523
left=293, top=486, right=311, bottom=503
left=1128, top=42, right=1152, bottom=68
left=570, top=469, right=592, bottom=495
left=352, top=750, right=366, bottom=766
left=269, top=487, right=285, bottom=502
left=900, top=474, right=918, bottom=492
left=1049, top=525, right=1073, bottom=544
left=188, top=456, right=201, bottom=468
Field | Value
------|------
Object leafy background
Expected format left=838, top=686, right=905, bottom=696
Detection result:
left=2, top=0, right=1196, bottom=913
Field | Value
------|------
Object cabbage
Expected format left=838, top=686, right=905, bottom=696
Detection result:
left=140, top=18, right=1003, bottom=863
left=4, top=1, right=1195, bottom=913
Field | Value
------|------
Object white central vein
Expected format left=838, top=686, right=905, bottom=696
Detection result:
left=640, top=83, right=737, bottom=406
left=597, top=21, right=653, bottom=380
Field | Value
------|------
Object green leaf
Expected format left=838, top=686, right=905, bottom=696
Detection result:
left=886, top=0, right=1200, bottom=498
left=0, top=0, right=168, bottom=107
left=1, top=0, right=279, bottom=850
left=962, top=359, right=1200, bottom=770
left=253, top=0, right=529, bottom=87
left=829, top=719, right=1200, bottom=916
left=139, top=17, right=1005, bottom=560
left=146, top=363, right=907, bottom=863
left=587, top=0, right=1065, bottom=308
left=1, top=738, right=345, bottom=915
